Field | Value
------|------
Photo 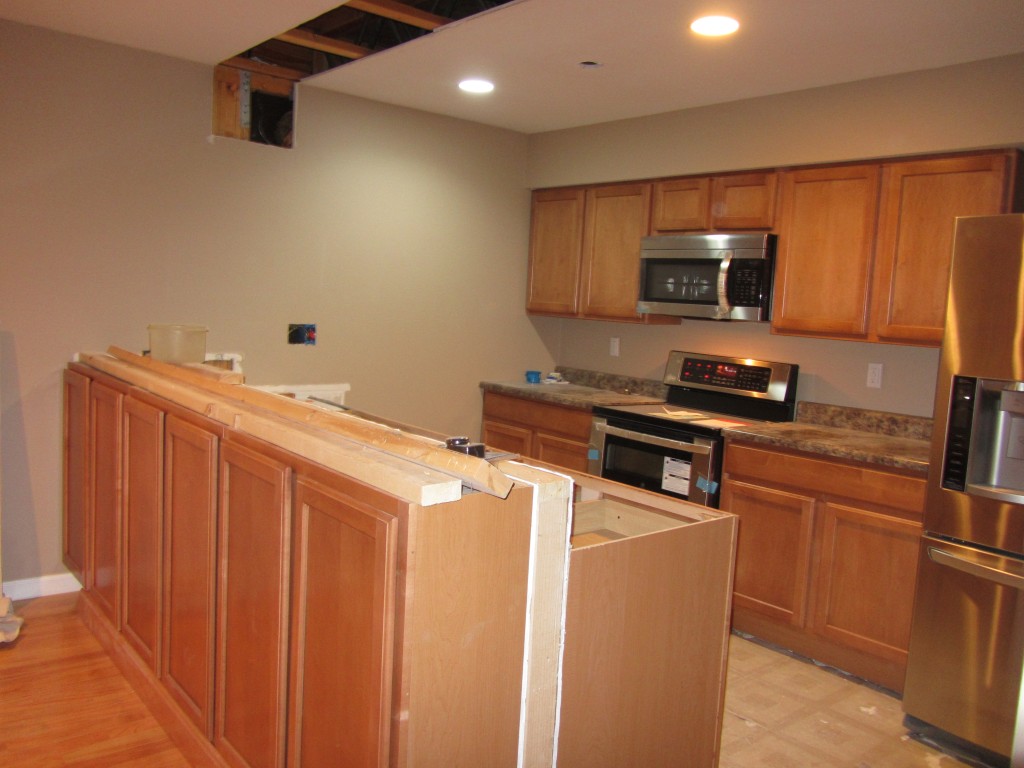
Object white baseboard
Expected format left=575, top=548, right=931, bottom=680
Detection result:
left=3, top=572, right=82, bottom=601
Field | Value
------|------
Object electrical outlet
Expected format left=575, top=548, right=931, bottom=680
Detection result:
left=288, top=324, right=316, bottom=345
left=867, top=363, right=883, bottom=389
left=609, top=337, right=620, bottom=357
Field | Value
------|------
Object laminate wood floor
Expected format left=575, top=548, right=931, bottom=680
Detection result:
left=0, top=592, right=189, bottom=767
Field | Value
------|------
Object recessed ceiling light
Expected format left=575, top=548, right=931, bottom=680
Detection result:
left=690, top=15, right=740, bottom=36
left=459, top=78, right=495, bottom=94
left=578, top=60, right=603, bottom=69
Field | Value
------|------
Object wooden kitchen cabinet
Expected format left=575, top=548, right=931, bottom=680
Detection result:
left=287, top=474, right=398, bottom=768
left=121, top=395, right=164, bottom=672
left=527, top=182, right=674, bottom=323
left=553, top=472, right=737, bottom=768
left=721, top=441, right=925, bottom=692
left=481, top=390, right=592, bottom=472
left=773, top=150, right=1021, bottom=344
left=651, top=171, right=777, bottom=233
left=89, top=378, right=124, bottom=625
left=162, top=411, right=220, bottom=737
left=62, top=368, right=90, bottom=585
left=772, top=164, right=882, bottom=339
left=526, top=187, right=585, bottom=315
left=215, top=439, right=292, bottom=768
left=871, top=151, right=1019, bottom=345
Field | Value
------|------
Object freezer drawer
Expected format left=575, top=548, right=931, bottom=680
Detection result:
left=903, top=535, right=1024, bottom=761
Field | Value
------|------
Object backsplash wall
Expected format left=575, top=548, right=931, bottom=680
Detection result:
left=551, top=319, right=940, bottom=417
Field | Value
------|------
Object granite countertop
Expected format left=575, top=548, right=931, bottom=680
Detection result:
left=724, top=402, right=932, bottom=475
left=481, top=368, right=933, bottom=474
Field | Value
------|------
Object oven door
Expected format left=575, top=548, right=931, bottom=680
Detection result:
left=588, top=416, right=720, bottom=506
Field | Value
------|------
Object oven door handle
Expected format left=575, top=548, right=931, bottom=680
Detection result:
left=595, top=422, right=712, bottom=455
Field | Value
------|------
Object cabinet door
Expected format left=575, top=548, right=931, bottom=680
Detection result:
left=812, top=502, right=921, bottom=662
left=580, top=182, right=652, bottom=320
left=872, top=153, right=1013, bottom=345
left=721, top=479, right=815, bottom=625
left=535, top=432, right=590, bottom=472
left=89, top=380, right=123, bottom=624
left=651, top=177, right=710, bottom=232
left=526, top=188, right=585, bottom=315
left=711, top=172, right=777, bottom=229
left=481, top=419, right=533, bottom=458
left=773, top=165, right=881, bottom=338
left=288, top=477, right=398, bottom=768
left=63, top=368, right=90, bottom=585
left=121, top=396, right=164, bottom=672
left=163, top=414, right=219, bottom=737
left=216, top=441, right=292, bottom=768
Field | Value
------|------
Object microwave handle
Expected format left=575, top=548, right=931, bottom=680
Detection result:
left=715, top=251, right=733, bottom=319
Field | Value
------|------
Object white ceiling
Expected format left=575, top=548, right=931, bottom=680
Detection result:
left=3, top=0, right=1023, bottom=134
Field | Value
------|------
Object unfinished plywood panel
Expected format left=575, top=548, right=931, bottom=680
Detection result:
left=557, top=490, right=737, bottom=768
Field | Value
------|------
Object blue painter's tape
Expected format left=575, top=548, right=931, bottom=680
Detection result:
left=587, top=448, right=600, bottom=460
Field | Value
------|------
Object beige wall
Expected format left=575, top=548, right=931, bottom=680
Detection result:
left=0, top=21, right=553, bottom=584
left=526, top=53, right=1024, bottom=419
left=3, top=18, right=1023, bottom=587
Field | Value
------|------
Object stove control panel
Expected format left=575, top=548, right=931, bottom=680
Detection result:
left=680, top=358, right=772, bottom=393
left=663, top=350, right=797, bottom=407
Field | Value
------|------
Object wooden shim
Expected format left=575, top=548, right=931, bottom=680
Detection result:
left=80, top=353, right=461, bottom=506
left=104, top=347, right=514, bottom=499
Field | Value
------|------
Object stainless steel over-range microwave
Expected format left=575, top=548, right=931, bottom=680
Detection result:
left=637, top=233, right=776, bottom=321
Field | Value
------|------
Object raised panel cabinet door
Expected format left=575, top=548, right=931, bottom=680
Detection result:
left=121, top=396, right=164, bottom=672
left=651, top=177, right=710, bottom=232
left=580, top=182, right=652, bottom=320
left=526, top=187, right=585, bottom=316
left=773, top=165, right=881, bottom=338
left=535, top=432, right=590, bottom=472
left=63, top=368, right=90, bottom=585
left=481, top=419, right=533, bottom=458
left=721, top=478, right=816, bottom=625
left=216, top=441, right=292, bottom=768
left=287, top=477, right=398, bottom=768
left=89, top=380, right=124, bottom=625
left=711, top=172, right=778, bottom=230
left=162, top=414, right=219, bottom=737
left=872, top=153, right=1013, bottom=345
left=812, top=502, right=922, bottom=663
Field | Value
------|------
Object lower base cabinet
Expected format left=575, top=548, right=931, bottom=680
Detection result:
left=721, top=441, right=925, bottom=692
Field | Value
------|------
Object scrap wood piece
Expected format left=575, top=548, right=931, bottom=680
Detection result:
left=89, top=350, right=513, bottom=500
left=80, top=353, right=462, bottom=506
left=105, top=346, right=513, bottom=499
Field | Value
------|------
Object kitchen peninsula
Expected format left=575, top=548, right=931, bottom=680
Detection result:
left=63, top=349, right=737, bottom=768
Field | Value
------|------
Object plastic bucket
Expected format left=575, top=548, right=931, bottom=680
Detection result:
left=148, top=324, right=207, bottom=364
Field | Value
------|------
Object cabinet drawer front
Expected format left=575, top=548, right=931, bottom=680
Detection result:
left=482, top=392, right=592, bottom=439
left=724, top=442, right=925, bottom=516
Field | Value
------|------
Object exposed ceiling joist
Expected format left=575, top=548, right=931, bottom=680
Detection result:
left=275, top=27, right=373, bottom=60
left=344, top=0, right=449, bottom=31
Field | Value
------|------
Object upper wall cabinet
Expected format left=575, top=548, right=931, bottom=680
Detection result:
left=772, top=164, right=882, bottom=339
left=527, top=182, right=676, bottom=323
left=651, top=172, right=778, bottom=233
left=772, top=150, right=1021, bottom=345
left=871, top=152, right=1018, bottom=345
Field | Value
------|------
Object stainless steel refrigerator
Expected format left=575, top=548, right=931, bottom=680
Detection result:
left=903, top=214, right=1024, bottom=767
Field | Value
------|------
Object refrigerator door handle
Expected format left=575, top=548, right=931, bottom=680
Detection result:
left=927, top=545, right=1024, bottom=591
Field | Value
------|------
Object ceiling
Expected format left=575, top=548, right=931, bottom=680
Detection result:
left=3, top=0, right=1023, bottom=134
